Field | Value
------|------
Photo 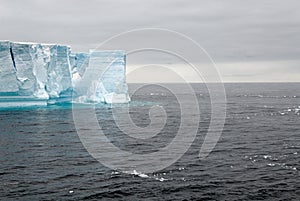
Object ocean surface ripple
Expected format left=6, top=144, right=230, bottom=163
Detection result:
left=0, top=83, right=299, bottom=200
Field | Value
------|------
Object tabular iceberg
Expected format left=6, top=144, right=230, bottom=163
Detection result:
left=0, top=40, right=130, bottom=106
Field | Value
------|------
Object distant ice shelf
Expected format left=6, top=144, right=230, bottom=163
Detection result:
left=0, top=40, right=130, bottom=107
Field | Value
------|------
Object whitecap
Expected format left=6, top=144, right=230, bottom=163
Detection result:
left=263, top=155, right=271, bottom=159
left=156, top=177, right=167, bottom=182
left=127, top=170, right=149, bottom=178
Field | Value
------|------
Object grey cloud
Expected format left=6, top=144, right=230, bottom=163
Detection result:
left=0, top=0, right=299, bottom=82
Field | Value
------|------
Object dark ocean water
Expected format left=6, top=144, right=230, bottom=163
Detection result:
left=0, top=83, right=299, bottom=201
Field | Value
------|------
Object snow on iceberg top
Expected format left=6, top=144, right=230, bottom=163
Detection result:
left=0, top=40, right=71, bottom=47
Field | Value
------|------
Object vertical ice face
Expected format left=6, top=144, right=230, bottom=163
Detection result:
left=11, top=42, right=38, bottom=96
left=46, top=45, right=72, bottom=98
left=30, top=44, right=49, bottom=99
left=69, top=53, right=89, bottom=85
left=69, top=53, right=76, bottom=72
left=75, top=50, right=130, bottom=103
left=0, top=41, right=18, bottom=93
left=100, top=51, right=127, bottom=94
left=9, top=42, right=73, bottom=98
left=75, top=53, right=89, bottom=77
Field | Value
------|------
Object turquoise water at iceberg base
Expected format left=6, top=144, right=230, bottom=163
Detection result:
left=0, top=83, right=299, bottom=200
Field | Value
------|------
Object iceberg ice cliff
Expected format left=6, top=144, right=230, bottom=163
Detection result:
left=0, top=41, right=18, bottom=93
left=0, top=40, right=130, bottom=106
left=74, top=50, right=130, bottom=104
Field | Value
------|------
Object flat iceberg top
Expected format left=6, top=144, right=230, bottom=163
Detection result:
left=0, top=40, right=70, bottom=47
left=0, top=40, right=10, bottom=44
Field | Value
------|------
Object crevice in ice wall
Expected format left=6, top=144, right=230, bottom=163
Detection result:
left=30, top=44, right=49, bottom=99
left=9, top=46, right=16, bottom=71
left=0, top=41, right=19, bottom=93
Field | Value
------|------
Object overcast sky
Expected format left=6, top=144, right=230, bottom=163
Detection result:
left=1, top=0, right=299, bottom=82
